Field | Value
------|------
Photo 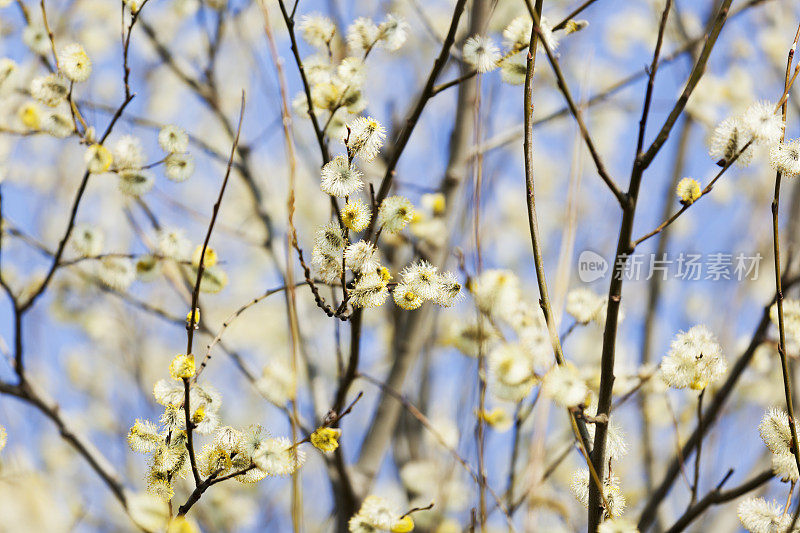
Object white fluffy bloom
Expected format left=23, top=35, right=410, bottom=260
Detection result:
left=377, top=195, right=414, bottom=233
left=350, top=271, right=388, bottom=308
left=660, top=325, right=726, bottom=390
left=347, top=17, right=379, bottom=53
left=158, top=125, right=189, bottom=153
left=444, top=318, right=498, bottom=358
left=566, top=288, right=606, bottom=324
left=314, top=221, right=347, bottom=255
left=538, top=16, right=559, bottom=51
left=312, top=248, right=344, bottom=284
left=500, top=51, right=528, bottom=85
left=153, top=378, right=184, bottom=406
left=164, top=152, right=194, bottom=182
left=770, top=299, right=800, bottom=356
left=347, top=116, right=385, bottom=161
left=118, top=170, right=154, bottom=196
left=435, top=271, right=464, bottom=307
left=771, top=451, right=799, bottom=483
left=127, top=493, right=169, bottom=532
left=127, top=419, right=162, bottom=453
left=253, top=437, right=305, bottom=477
left=255, top=358, right=296, bottom=406
left=759, top=407, right=799, bottom=482
left=770, top=139, right=800, bottom=177
left=41, top=112, right=73, bottom=138
left=503, top=16, right=533, bottom=50
left=298, top=13, right=335, bottom=48
left=30, top=74, right=68, bottom=107
left=586, top=417, right=629, bottom=462
left=71, top=224, right=103, bottom=257
left=570, top=469, right=626, bottom=517
left=488, top=342, right=537, bottom=402
left=463, top=35, right=501, bottom=73
left=22, top=25, right=50, bottom=55
left=303, top=54, right=333, bottom=85
left=345, top=240, right=379, bottom=274
left=737, top=497, right=789, bottom=533
left=472, top=269, right=521, bottom=320
left=214, top=426, right=243, bottom=452
left=338, top=57, right=366, bottom=88
left=321, top=155, right=363, bottom=197
left=377, top=14, right=409, bottom=51
left=157, top=228, right=191, bottom=260
left=0, top=58, right=18, bottom=91
left=541, top=363, right=588, bottom=407
left=113, top=135, right=145, bottom=170
left=400, top=260, right=440, bottom=300
left=311, top=80, right=341, bottom=111
left=58, top=43, right=91, bottom=82
left=708, top=116, right=754, bottom=167
left=741, top=101, right=783, bottom=145
left=98, top=257, right=135, bottom=290
left=514, top=304, right=555, bottom=370
left=349, top=495, right=402, bottom=531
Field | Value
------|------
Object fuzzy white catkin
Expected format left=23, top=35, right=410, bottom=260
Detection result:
left=463, top=35, right=501, bottom=73
left=347, top=116, right=386, bottom=161
left=252, top=437, right=305, bottom=477
left=164, top=153, right=194, bottom=182
left=321, top=155, right=363, bottom=197
left=541, top=363, right=588, bottom=407
left=400, top=260, right=440, bottom=301
left=345, top=240, right=379, bottom=274
left=488, top=342, right=536, bottom=402
left=59, top=43, right=91, bottom=82
left=737, top=497, right=788, bottom=533
left=741, top=101, right=783, bottom=144
left=770, top=139, right=800, bottom=177
left=158, top=125, right=189, bottom=153
left=708, top=116, right=754, bottom=167
left=660, top=325, right=727, bottom=390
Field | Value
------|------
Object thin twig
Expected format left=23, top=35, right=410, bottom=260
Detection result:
left=183, top=93, right=246, bottom=487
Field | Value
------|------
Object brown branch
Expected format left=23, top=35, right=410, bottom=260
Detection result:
left=367, top=0, right=469, bottom=239
left=638, top=0, right=734, bottom=170
left=770, top=24, right=800, bottom=526
left=356, top=372, right=516, bottom=530
left=274, top=0, right=330, bottom=165
left=525, top=2, right=625, bottom=206
left=663, top=470, right=774, bottom=533
left=632, top=139, right=754, bottom=248
left=637, top=275, right=800, bottom=529
left=183, top=94, right=246, bottom=487
left=588, top=0, right=674, bottom=528
left=0, top=379, right=128, bottom=509
left=522, top=0, right=594, bottom=467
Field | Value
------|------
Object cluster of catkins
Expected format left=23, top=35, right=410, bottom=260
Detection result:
left=736, top=300, right=800, bottom=532
left=2, top=30, right=195, bottom=193
left=672, top=100, right=799, bottom=207
left=443, top=270, right=633, bottom=519
left=292, top=12, right=409, bottom=139
left=128, top=353, right=310, bottom=501
left=309, top=114, right=462, bottom=311
left=460, top=15, right=588, bottom=84
left=69, top=223, right=226, bottom=296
